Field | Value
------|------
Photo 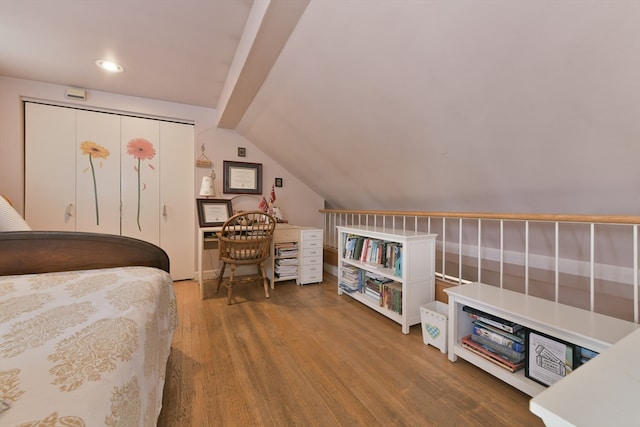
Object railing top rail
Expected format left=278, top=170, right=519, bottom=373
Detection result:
left=320, top=209, right=640, bottom=225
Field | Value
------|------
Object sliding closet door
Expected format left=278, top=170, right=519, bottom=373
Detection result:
left=25, top=103, right=76, bottom=231
left=120, top=116, right=160, bottom=245
left=160, top=121, right=195, bottom=280
left=75, top=109, right=121, bottom=234
left=25, top=103, right=195, bottom=279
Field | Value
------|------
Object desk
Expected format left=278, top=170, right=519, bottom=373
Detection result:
left=197, top=226, right=222, bottom=299
left=198, top=223, right=302, bottom=299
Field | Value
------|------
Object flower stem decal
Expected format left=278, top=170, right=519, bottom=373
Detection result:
left=126, top=138, right=156, bottom=231
left=80, top=141, right=110, bottom=225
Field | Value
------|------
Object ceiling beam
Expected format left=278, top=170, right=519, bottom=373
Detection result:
left=216, top=0, right=310, bottom=129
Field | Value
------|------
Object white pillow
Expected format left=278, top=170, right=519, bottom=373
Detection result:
left=0, top=196, right=32, bottom=231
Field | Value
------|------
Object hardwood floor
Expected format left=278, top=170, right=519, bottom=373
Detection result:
left=158, top=275, right=544, bottom=427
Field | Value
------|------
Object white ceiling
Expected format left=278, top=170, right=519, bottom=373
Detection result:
left=0, top=0, right=254, bottom=108
left=2, top=1, right=639, bottom=214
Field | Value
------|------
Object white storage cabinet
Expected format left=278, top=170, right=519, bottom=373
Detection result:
left=297, top=227, right=323, bottom=285
left=445, top=283, right=639, bottom=397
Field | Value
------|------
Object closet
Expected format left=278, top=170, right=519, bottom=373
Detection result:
left=25, top=102, right=195, bottom=280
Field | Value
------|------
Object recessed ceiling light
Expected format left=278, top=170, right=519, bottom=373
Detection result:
left=95, top=59, right=124, bottom=73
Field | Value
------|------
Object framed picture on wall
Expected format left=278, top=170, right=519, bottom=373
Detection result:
left=223, top=161, right=262, bottom=194
left=196, top=198, right=233, bottom=227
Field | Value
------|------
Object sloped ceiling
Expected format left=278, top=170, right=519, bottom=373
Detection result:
left=2, top=1, right=638, bottom=215
left=237, top=0, right=640, bottom=214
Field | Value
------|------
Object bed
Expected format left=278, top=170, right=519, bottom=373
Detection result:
left=0, top=231, right=177, bottom=427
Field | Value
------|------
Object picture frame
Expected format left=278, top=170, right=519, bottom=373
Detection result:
left=275, top=177, right=283, bottom=187
left=196, top=198, right=233, bottom=227
left=525, top=329, right=578, bottom=387
left=237, top=147, right=246, bottom=157
left=223, top=161, right=262, bottom=194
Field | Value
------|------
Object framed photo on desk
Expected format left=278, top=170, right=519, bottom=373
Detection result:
left=196, top=198, right=233, bottom=227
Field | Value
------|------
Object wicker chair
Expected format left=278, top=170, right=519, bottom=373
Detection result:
left=216, top=211, right=276, bottom=304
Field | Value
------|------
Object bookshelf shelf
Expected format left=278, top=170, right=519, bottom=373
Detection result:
left=337, top=225, right=437, bottom=334
left=445, top=283, right=639, bottom=397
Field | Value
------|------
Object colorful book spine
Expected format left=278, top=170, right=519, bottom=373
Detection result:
left=462, top=305, right=523, bottom=333
left=472, top=323, right=525, bottom=353
left=461, top=335, right=525, bottom=373
left=470, top=333, right=525, bottom=363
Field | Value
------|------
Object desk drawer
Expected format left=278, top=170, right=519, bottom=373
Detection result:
left=274, top=228, right=299, bottom=243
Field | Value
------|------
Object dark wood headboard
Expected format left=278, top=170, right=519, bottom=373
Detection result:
left=0, top=231, right=170, bottom=276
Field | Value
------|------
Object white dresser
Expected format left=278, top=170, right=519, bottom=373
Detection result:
left=297, top=227, right=323, bottom=285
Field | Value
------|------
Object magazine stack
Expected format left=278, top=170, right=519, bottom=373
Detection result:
left=461, top=306, right=526, bottom=373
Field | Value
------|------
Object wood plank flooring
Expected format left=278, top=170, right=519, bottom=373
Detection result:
left=158, top=275, right=544, bottom=427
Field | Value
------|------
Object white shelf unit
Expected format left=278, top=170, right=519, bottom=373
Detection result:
left=297, top=227, right=323, bottom=285
left=267, top=224, right=300, bottom=285
left=336, top=225, right=437, bottom=334
left=445, top=283, right=639, bottom=397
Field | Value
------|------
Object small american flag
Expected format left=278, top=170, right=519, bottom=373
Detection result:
left=270, top=184, right=276, bottom=204
left=258, top=197, right=268, bottom=212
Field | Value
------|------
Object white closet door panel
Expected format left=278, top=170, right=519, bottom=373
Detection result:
left=75, top=110, right=121, bottom=234
left=25, top=103, right=76, bottom=231
left=159, top=121, right=195, bottom=280
left=120, top=116, right=160, bottom=245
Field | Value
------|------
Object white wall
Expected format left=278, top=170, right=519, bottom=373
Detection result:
left=0, top=76, right=324, bottom=229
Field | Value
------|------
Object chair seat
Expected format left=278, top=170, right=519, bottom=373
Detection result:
left=228, top=248, right=260, bottom=260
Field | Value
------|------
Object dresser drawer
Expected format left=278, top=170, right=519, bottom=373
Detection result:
left=301, top=239, right=322, bottom=250
left=300, top=229, right=322, bottom=240
left=299, top=268, right=323, bottom=284
left=301, top=255, right=322, bottom=266
left=302, top=247, right=322, bottom=258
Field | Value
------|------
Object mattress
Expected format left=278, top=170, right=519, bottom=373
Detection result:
left=0, top=266, right=177, bottom=426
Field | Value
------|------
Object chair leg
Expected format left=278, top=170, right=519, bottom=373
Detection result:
left=216, top=263, right=226, bottom=294
left=259, top=261, right=270, bottom=299
left=227, top=264, right=236, bottom=305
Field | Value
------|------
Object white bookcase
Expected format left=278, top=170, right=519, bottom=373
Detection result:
left=337, top=225, right=437, bottom=334
left=445, top=283, right=639, bottom=397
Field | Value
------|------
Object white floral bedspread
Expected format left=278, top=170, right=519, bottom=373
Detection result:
left=0, top=266, right=177, bottom=427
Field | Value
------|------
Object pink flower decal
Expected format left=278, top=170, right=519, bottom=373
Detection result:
left=127, top=138, right=156, bottom=160
left=127, top=138, right=156, bottom=231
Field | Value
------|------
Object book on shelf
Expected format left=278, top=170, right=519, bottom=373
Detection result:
left=380, top=281, right=402, bottom=314
left=340, top=264, right=363, bottom=292
left=461, top=335, right=525, bottom=373
left=462, top=305, right=524, bottom=334
left=470, top=333, right=525, bottom=363
left=577, top=346, right=599, bottom=366
left=342, top=235, right=403, bottom=273
left=472, top=322, right=525, bottom=353
left=275, top=242, right=298, bottom=257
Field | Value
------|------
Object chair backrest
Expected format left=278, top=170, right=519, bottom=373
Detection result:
left=218, top=211, right=276, bottom=265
